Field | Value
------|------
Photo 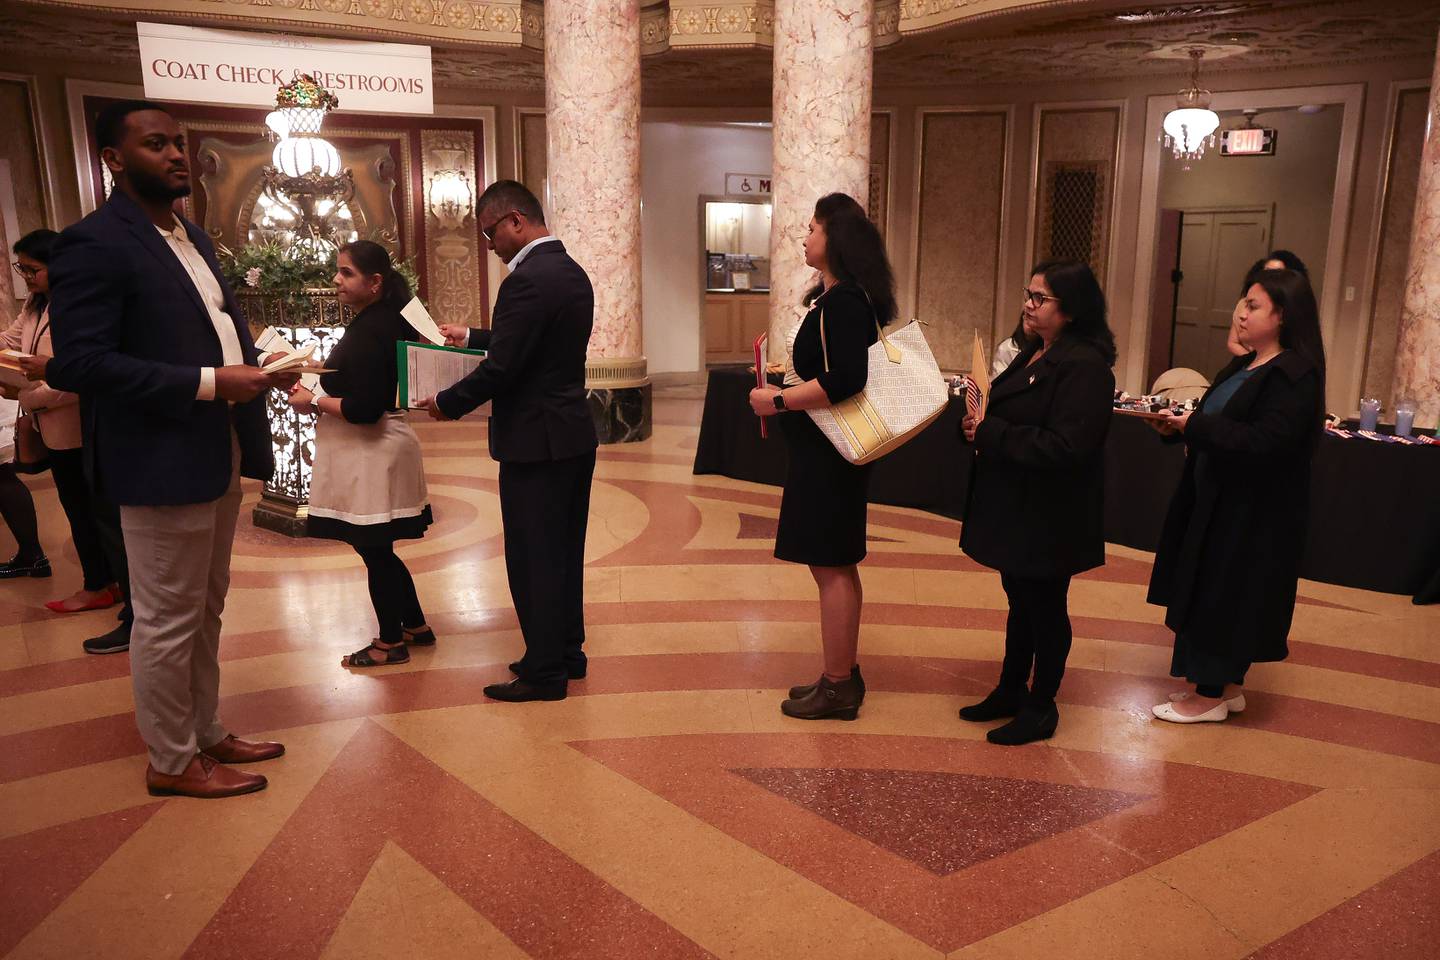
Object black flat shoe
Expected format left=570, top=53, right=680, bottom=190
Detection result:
left=82, top=623, right=131, bottom=655
left=0, top=555, right=51, bottom=579
left=789, top=664, right=864, bottom=701
left=986, top=704, right=1060, bottom=746
left=484, top=678, right=567, bottom=702
left=509, top=659, right=586, bottom=680
left=781, top=674, right=862, bottom=721
left=959, top=684, right=1026, bottom=722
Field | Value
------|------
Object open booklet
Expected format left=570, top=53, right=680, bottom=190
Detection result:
left=396, top=341, right=487, bottom=410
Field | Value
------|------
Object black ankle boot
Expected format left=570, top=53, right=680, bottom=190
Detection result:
left=986, top=702, right=1059, bottom=745
left=958, top=684, right=1025, bottom=722
left=789, top=664, right=865, bottom=702
left=781, top=673, right=862, bottom=721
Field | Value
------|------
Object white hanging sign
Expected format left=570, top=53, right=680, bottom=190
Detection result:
left=725, top=173, right=772, bottom=196
left=136, top=22, right=433, bottom=115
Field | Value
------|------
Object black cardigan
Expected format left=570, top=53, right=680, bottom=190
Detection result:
left=959, top=334, right=1116, bottom=578
left=792, top=283, right=878, bottom=403
left=319, top=302, right=420, bottom=424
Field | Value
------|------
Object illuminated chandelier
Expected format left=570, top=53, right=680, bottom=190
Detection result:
left=1161, top=48, right=1221, bottom=161
left=260, top=74, right=355, bottom=256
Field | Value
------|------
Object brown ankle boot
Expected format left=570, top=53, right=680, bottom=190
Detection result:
left=781, top=674, right=862, bottom=721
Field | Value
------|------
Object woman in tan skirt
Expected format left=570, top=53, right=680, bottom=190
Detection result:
left=288, top=240, right=435, bottom=667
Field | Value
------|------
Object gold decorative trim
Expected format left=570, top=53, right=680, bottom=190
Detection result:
left=586, top=356, right=649, bottom=389
left=421, top=127, right=482, bottom=327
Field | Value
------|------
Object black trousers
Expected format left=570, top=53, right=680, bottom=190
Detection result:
left=88, top=475, right=132, bottom=627
left=998, top=572, right=1074, bottom=708
left=352, top=541, right=425, bottom=645
left=49, top=448, right=114, bottom=591
left=0, top=462, right=41, bottom=559
left=499, top=451, right=595, bottom=686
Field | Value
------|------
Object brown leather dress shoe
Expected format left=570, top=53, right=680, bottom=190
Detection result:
left=146, top=755, right=267, bottom=799
left=201, top=734, right=285, bottom=764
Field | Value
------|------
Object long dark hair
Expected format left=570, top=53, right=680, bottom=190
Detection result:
left=13, top=228, right=59, bottom=313
left=1252, top=268, right=1327, bottom=415
left=803, top=193, right=897, bottom=326
left=338, top=240, right=410, bottom=311
left=1241, top=249, right=1308, bottom=296
left=1032, top=259, right=1116, bottom=366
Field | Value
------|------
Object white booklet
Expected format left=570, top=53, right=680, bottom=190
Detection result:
left=0, top=349, right=32, bottom=390
left=400, top=298, right=447, bottom=346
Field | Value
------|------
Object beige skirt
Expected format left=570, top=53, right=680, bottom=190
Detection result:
left=307, top=411, right=432, bottom=544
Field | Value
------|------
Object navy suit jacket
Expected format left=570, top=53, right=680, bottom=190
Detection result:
left=46, top=189, right=274, bottom=506
left=436, top=240, right=598, bottom=463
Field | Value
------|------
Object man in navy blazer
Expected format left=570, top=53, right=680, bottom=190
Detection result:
left=47, top=101, right=296, bottom=799
left=419, top=180, right=598, bottom=702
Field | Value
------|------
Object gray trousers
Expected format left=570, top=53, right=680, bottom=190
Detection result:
left=119, top=444, right=242, bottom=775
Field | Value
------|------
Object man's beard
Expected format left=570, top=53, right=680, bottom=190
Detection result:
left=128, top=166, right=191, bottom=202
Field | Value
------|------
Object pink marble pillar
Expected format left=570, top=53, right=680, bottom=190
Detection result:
left=545, top=0, right=645, bottom=374
left=768, top=0, right=874, bottom=359
left=1394, top=38, right=1440, bottom=428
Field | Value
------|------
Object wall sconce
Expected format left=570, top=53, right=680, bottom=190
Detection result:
left=429, top=169, right=474, bottom=231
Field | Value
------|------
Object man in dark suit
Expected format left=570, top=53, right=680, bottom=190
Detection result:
left=47, top=100, right=297, bottom=798
left=419, top=180, right=597, bottom=702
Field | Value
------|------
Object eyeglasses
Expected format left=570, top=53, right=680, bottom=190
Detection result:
left=1023, top=288, right=1059, bottom=308
left=12, top=261, right=40, bottom=280
left=480, top=211, right=519, bottom=242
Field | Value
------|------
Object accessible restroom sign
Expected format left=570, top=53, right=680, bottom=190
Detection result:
left=136, top=22, right=433, bottom=115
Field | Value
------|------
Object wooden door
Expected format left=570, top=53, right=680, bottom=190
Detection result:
left=1171, top=207, right=1271, bottom=378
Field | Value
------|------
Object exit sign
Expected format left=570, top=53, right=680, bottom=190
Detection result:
left=1221, top=127, right=1276, bottom=156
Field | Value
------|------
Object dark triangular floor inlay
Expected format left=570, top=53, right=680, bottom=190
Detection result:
left=733, top=767, right=1149, bottom=876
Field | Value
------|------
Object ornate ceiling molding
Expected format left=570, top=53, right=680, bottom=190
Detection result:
left=14, top=0, right=542, bottom=48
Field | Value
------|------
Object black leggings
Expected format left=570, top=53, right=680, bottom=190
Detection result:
left=998, top=572, right=1074, bottom=708
left=0, top=462, right=42, bottom=560
left=49, top=449, right=114, bottom=591
left=353, top=541, right=425, bottom=645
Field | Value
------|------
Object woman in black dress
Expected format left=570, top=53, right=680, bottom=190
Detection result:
left=1147, top=269, right=1326, bottom=723
left=958, top=260, right=1116, bottom=745
left=288, top=240, right=435, bottom=668
left=748, top=193, right=892, bottom=721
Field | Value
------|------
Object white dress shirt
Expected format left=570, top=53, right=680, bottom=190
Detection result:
left=508, top=234, right=559, bottom=271
left=156, top=218, right=245, bottom=401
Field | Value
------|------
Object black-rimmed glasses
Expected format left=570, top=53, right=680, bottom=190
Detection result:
left=480, top=211, right=519, bottom=242
left=12, top=261, right=40, bottom=280
left=1023, top=288, right=1058, bottom=308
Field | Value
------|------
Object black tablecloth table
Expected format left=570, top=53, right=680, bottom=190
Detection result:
left=694, top=367, right=1440, bottom=601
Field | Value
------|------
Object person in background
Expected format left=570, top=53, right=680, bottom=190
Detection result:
left=1147, top=269, right=1325, bottom=724
left=749, top=192, right=892, bottom=721
left=958, top=260, right=1116, bottom=745
left=5, top=229, right=121, bottom=612
left=289, top=240, right=435, bottom=668
left=991, top=314, right=1036, bottom=378
left=1227, top=250, right=1309, bottom=358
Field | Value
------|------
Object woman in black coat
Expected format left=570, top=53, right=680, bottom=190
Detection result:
left=748, top=193, right=891, bottom=721
left=959, top=260, right=1116, bottom=745
left=1148, top=269, right=1325, bottom=723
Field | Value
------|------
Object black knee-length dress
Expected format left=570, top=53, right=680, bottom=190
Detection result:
left=773, top=283, right=878, bottom=567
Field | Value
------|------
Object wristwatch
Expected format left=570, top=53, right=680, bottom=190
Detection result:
left=772, top=391, right=787, bottom=412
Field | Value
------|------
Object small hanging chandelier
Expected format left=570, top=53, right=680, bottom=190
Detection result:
left=1161, top=48, right=1221, bottom=161
left=259, top=74, right=355, bottom=257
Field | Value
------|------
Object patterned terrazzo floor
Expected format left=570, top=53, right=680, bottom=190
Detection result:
left=2, top=383, right=1437, bottom=959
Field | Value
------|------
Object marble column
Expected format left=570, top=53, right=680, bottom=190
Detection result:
left=1394, top=36, right=1440, bottom=429
left=767, top=0, right=874, bottom=361
left=546, top=0, right=650, bottom=443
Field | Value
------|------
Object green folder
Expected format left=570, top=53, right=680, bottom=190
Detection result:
left=396, top=340, right=488, bottom=409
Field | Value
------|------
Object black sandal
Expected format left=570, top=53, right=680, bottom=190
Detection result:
left=342, top=641, right=410, bottom=668
left=403, top=626, right=436, bottom=647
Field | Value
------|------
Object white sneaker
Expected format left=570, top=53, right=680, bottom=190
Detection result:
left=1152, top=701, right=1230, bottom=724
left=1168, top=690, right=1246, bottom=713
